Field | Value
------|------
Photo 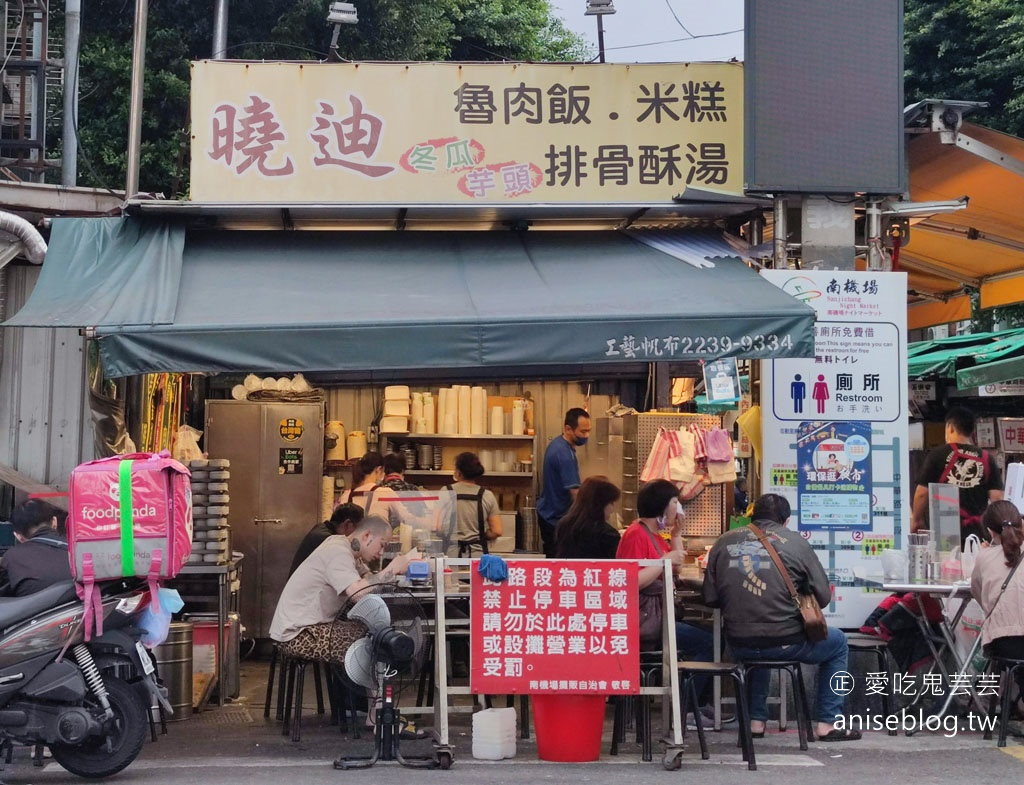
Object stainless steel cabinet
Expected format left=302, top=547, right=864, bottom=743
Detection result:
left=205, top=401, right=324, bottom=638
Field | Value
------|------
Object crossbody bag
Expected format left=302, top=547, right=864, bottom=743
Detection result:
left=748, top=523, right=828, bottom=643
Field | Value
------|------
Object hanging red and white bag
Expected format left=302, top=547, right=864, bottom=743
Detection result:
left=68, top=451, right=193, bottom=639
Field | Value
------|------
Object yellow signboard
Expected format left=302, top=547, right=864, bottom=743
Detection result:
left=189, top=61, right=743, bottom=204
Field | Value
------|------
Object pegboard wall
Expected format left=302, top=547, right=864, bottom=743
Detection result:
left=627, top=413, right=726, bottom=538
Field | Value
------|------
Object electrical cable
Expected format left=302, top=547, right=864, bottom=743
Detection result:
left=68, top=50, right=122, bottom=197
left=0, top=1, right=26, bottom=76
left=223, top=41, right=330, bottom=59
left=599, top=28, right=743, bottom=55
left=662, top=0, right=694, bottom=38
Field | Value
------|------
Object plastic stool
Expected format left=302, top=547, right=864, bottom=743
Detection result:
left=741, top=660, right=814, bottom=751
left=985, top=657, right=1024, bottom=748
left=678, top=661, right=755, bottom=770
left=845, top=633, right=898, bottom=736
left=611, top=650, right=662, bottom=761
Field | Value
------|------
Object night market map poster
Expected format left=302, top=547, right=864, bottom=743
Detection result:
left=796, top=421, right=872, bottom=531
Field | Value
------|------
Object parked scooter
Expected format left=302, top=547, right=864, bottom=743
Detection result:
left=0, top=578, right=168, bottom=778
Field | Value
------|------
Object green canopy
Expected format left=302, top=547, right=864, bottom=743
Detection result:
left=7, top=217, right=817, bottom=378
left=907, top=327, right=1024, bottom=389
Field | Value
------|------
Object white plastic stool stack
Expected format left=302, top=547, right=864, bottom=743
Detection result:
left=472, top=707, right=517, bottom=760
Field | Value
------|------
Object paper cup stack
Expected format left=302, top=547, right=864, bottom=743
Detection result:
left=410, top=391, right=435, bottom=434
left=380, top=386, right=411, bottom=433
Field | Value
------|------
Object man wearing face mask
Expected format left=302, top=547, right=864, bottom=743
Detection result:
left=536, top=407, right=591, bottom=558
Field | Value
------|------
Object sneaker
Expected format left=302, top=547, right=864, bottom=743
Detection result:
left=700, top=705, right=736, bottom=724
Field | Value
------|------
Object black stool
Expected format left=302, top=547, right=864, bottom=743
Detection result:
left=845, top=633, right=898, bottom=736
left=280, top=656, right=328, bottom=742
left=984, top=657, right=1024, bottom=747
left=741, top=660, right=814, bottom=751
left=611, top=651, right=662, bottom=761
left=678, top=661, right=756, bottom=770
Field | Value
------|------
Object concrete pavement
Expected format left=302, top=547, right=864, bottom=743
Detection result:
left=2, top=658, right=1022, bottom=784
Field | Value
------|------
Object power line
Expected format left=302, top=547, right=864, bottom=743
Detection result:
left=600, top=28, right=743, bottom=54
left=662, top=0, right=694, bottom=38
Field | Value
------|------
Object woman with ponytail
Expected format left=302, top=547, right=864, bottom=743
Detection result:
left=971, top=500, right=1024, bottom=679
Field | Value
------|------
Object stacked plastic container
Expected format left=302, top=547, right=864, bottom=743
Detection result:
left=188, top=458, right=231, bottom=565
left=472, top=707, right=517, bottom=760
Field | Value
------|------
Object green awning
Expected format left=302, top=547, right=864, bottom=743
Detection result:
left=907, top=327, right=1024, bottom=389
left=6, top=217, right=817, bottom=378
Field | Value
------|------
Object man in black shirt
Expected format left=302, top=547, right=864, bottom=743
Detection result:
left=912, top=406, right=1003, bottom=544
left=1, top=499, right=73, bottom=596
left=287, top=502, right=364, bottom=576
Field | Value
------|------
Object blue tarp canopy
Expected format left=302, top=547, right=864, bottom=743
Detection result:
left=6, top=217, right=817, bottom=378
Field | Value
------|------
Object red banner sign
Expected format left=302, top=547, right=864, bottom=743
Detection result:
left=470, top=560, right=640, bottom=694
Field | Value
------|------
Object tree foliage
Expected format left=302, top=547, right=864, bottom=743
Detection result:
left=63, top=0, right=589, bottom=196
left=904, top=0, right=1024, bottom=136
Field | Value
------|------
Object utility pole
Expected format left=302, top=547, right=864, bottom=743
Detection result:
left=61, top=0, right=81, bottom=186
left=125, top=0, right=149, bottom=197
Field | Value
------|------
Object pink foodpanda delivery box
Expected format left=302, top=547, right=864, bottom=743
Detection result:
left=68, top=451, right=193, bottom=638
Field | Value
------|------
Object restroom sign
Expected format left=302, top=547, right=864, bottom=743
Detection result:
left=770, top=321, right=901, bottom=422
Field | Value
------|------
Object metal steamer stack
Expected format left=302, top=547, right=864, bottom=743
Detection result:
left=188, top=459, right=231, bottom=564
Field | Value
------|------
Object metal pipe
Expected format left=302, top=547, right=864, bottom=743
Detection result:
left=773, top=197, right=787, bottom=267
left=597, top=14, right=606, bottom=63
left=0, top=211, right=47, bottom=263
left=125, top=0, right=149, bottom=198
left=212, top=0, right=229, bottom=60
left=865, top=200, right=883, bottom=270
left=62, top=0, right=82, bottom=186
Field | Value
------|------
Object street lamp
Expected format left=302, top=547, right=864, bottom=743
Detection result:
left=327, top=2, right=358, bottom=61
left=585, top=0, right=615, bottom=63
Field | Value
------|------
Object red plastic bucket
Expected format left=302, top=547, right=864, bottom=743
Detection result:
left=531, top=694, right=606, bottom=762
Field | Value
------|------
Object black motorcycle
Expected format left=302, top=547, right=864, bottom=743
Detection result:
left=0, top=578, right=167, bottom=778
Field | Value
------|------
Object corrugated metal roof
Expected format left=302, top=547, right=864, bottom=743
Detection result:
left=622, top=229, right=747, bottom=269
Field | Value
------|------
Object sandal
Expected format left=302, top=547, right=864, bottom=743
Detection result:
left=398, top=718, right=427, bottom=740
left=817, top=728, right=862, bottom=742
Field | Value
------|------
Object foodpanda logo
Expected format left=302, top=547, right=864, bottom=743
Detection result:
left=108, top=482, right=120, bottom=502
left=80, top=504, right=158, bottom=521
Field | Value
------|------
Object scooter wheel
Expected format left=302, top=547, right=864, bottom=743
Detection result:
left=50, top=676, right=147, bottom=778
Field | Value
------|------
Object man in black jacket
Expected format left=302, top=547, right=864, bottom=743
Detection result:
left=1, top=499, right=73, bottom=596
left=704, top=493, right=859, bottom=742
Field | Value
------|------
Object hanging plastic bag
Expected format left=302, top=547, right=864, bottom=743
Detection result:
left=641, top=428, right=680, bottom=482
left=171, top=424, right=204, bottom=463
left=668, top=429, right=697, bottom=482
left=139, top=588, right=185, bottom=649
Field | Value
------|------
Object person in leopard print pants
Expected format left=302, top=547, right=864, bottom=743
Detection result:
left=270, top=515, right=419, bottom=665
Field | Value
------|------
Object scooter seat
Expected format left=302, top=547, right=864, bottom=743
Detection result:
left=0, top=581, right=79, bottom=630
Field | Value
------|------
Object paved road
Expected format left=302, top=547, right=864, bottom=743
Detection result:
left=2, top=715, right=1021, bottom=785
left=3, top=657, right=1020, bottom=785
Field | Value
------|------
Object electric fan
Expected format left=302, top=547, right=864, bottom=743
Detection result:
left=333, top=585, right=444, bottom=769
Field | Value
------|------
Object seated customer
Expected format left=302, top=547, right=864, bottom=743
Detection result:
left=704, top=493, right=859, bottom=741
left=971, top=500, right=1024, bottom=697
left=616, top=480, right=714, bottom=665
left=555, top=476, right=622, bottom=560
left=0, top=499, right=73, bottom=596
left=288, top=503, right=365, bottom=576
left=270, top=516, right=418, bottom=665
